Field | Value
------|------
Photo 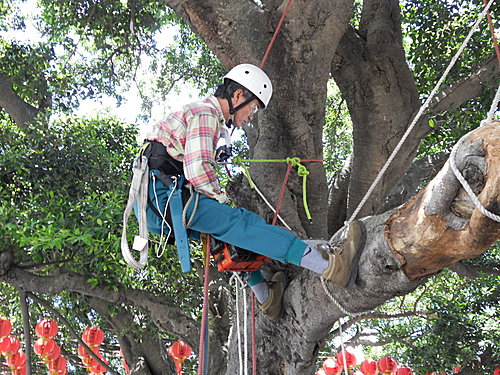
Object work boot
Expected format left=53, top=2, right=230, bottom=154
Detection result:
left=259, top=271, right=287, bottom=320
left=306, top=220, right=366, bottom=288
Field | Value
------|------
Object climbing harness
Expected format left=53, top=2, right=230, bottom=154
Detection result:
left=121, top=142, right=194, bottom=272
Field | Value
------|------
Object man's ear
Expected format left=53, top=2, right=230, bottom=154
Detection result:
left=232, top=88, right=245, bottom=101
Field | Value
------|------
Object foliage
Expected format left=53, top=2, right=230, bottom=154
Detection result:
left=0, top=114, right=203, bottom=373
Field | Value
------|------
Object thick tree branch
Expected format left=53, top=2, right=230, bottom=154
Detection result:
left=428, top=55, right=500, bottom=116
left=387, top=121, right=500, bottom=280
left=0, top=73, right=40, bottom=128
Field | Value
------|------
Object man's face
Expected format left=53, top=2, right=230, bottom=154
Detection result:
left=231, top=90, right=261, bottom=127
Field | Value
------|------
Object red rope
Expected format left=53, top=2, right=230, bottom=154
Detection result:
left=253, top=1, right=295, bottom=374
left=272, top=161, right=293, bottom=225
left=483, top=0, right=500, bottom=65
left=251, top=293, right=257, bottom=375
left=260, top=0, right=294, bottom=69
left=197, top=236, right=211, bottom=375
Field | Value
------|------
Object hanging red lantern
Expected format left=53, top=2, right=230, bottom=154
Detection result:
left=33, top=337, right=56, bottom=356
left=453, top=366, right=461, bottom=373
left=0, top=318, right=12, bottom=338
left=77, top=344, right=99, bottom=358
left=0, top=336, right=21, bottom=355
left=6, top=351, right=26, bottom=369
left=82, top=326, right=104, bottom=347
left=336, top=349, right=357, bottom=369
left=323, top=357, right=343, bottom=375
left=48, top=356, right=67, bottom=374
left=171, top=340, right=192, bottom=361
left=35, top=319, right=58, bottom=339
left=91, top=354, right=108, bottom=374
left=10, top=366, right=26, bottom=375
left=46, top=343, right=61, bottom=361
left=396, top=367, right=413, bottom=375
left=360, top=359, right=379, bottom=375
left=493, top=369, right=500, bottom=375
left=378, top=357, right=398, bottom=374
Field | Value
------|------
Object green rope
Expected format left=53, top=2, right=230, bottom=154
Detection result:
left=232, top=156, right=313, bottom=222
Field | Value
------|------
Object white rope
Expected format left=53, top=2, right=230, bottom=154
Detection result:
left=242, top=285, right=248, bottom=375
left=343, top=0, right=497, bottom=230
left=484, top=83, right=500, bottom=124
left=151, top=173, right=174, bottom=257
left=249, top=183, right=293, bottom=231
left=230, top=274, right=249, bottom=375
left=449, top=129, right=500, bottom=223
left=320, top=278, right=364, bottom=317
left=232, top=275, right=244, bottom=375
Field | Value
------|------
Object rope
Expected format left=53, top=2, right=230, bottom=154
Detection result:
left=483, top=0, right=500, bottom=65
left=260, top=0, right=294, bottom=69
left=251, top=294, right=257, bottom=375
left=449, top=128, right=500, bottom=223
left=273, top=161, right=293, bottom=225
left=197, top=236, right=211, bottom=375
left=484, top=84, right=500, bottom=124
left=341, top=0, right=497, bottom=231
left=232, top=157, right=318, bottom=225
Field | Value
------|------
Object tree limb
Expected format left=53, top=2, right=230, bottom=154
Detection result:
left=0, top=73, right=39, bottom=128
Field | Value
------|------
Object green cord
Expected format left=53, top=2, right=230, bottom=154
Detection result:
left=232, top=156, right=313, bottom=222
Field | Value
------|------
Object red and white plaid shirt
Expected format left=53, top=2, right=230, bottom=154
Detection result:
left=146, top=96, right=228, bottom=202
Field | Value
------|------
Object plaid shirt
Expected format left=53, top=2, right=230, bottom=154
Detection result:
left=146, top=96, right=228, bottom=202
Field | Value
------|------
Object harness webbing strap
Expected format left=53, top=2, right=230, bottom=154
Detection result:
left=169, top=177, right=191, bottom=273
left=121, top=155, right=150, bottom=269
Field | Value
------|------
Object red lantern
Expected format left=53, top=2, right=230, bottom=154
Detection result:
left=336, top=349, right=357, bottom=369
left=10, top=366, right=26, bottom=375
left=6, top=351, right=26, bottom=369
left=0, top=336, right=21, bottom=355
left=82, top=326, right=104, bottom=347
left=378, top=357, right=398, bottom=374
left=91, top=354, right=108, bottom=373
left=493, top=369, right=500, bottom=375
left=33, top=337, right=56, bottom=356
left=171, top=340, right=192, bottom=360
left=35, top=319, right=58, bottom=339
left=46, top=343, right=61, bottom=361
left=323, top=357, right=343, bottom=375
left=0, top=318, right=12, bottom=338
left=77, top=344, right=99, bottom=358
left=396, top=367, right=413, bottom=375
left=48, top=356, right=67, bottom=374
left=360, top=359, right=379, bottom=375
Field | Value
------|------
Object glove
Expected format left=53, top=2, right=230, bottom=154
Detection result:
left=215, top=145, right=232, bottom=163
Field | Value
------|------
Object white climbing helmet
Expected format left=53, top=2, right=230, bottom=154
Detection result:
left=224, top=64, right=273, bottom=108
